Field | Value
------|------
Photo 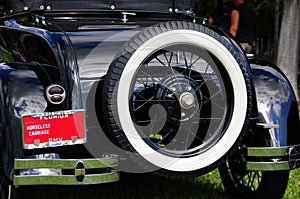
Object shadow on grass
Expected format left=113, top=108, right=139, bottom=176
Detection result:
left=15, top=171, right=236, bottom=199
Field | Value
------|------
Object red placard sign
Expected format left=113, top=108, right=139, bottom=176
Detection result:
left=22, top=110, right=86, bottom=149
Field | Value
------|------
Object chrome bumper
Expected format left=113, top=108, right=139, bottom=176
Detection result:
left=14, top=155, right=119, bottom=185
left=246, top=145, right=300, bottom=171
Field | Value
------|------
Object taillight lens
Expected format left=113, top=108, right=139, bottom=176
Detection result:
left=48, top=85, right=65, bottom=95
left=45, top=84, right=66, bottom=104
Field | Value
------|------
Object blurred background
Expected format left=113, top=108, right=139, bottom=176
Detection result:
left=196, top=0, right=300, bottom=100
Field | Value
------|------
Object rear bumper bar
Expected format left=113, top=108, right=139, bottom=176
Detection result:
left=14, top=155, right=119, bottom=185
left=246, top=145, right=300, bottom=171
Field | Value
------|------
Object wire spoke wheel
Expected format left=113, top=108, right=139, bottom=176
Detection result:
left=219, top=158, right=290, bottom=198
left=103, top=21, right=253, bottom=178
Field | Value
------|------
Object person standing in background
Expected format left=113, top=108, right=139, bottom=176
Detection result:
left=214, top=0, right=234, bottom=31
left=230, top=0, right=255, bottom=53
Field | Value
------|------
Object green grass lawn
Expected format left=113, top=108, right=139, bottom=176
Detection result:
left=285, top=169, right=300, bottom=199
left=16, top=168, right=300, bottom=199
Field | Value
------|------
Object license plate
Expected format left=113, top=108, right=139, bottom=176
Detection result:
left=22, top=110, right=86, bottom=149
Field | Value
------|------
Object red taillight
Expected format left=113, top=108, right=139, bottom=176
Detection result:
left=46, top=84, right=66, bottom=104
left=48, top=85, right=65, bottom=95
left=50, top=95, right=64, bottom=103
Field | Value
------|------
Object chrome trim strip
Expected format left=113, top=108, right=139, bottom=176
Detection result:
left=256, top=123, right=279, bottom=129
left=14, top=171, right=119, bottom=185
left=246, top=54, right=254, bottom=58
left=14, top=157, right=118, bottom=169
left=78, top=25, right=139, bottom=30
left=247, top=146, right=288, bottom=157
left=246, top=145, right=300, bottom=171
left=246, top=161, right=290, bottom=171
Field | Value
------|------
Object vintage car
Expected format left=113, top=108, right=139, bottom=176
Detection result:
left=0, top=0, right=299, bottom=198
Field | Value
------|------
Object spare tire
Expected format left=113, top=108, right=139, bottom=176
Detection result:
left=102, top=21, right=253, bottom=178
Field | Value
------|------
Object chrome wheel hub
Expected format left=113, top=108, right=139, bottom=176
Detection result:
left=179, top=92, right=195, bottom=109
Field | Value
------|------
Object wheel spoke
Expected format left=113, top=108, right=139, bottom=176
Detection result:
left=190, top=56, right=202, bottom=69
left=184, top=126, right=204, bottom=143
left=139, top=71, right=163, bottom=85
left=155, top=57, right=168, bottom=67
left=203, top=89, right=223, bottom=105
left=133, top=96, right=155, bottom=112
left=194, top=77, right=216, bottom=93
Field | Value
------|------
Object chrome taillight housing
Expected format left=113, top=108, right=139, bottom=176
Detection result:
left=45, top=84, right=66, bottom=104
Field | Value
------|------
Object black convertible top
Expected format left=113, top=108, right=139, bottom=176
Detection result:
left=4, top=0, right=195, bottom=14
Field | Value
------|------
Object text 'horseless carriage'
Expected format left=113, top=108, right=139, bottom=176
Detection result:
left=0, top=0, right=299, bottom=198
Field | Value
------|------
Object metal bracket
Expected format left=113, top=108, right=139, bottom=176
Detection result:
left=122, top=12, right=136, bottom=23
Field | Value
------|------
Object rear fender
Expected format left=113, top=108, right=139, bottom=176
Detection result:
left=250, top=59, right=300, bottom=147
left=1, top=19, right=82, bottom=110
left=0, top=63, right=47, bottom=180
